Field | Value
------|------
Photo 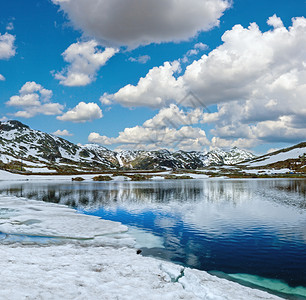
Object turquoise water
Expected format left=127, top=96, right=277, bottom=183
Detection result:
left=0, top=178, right=305, bottom=298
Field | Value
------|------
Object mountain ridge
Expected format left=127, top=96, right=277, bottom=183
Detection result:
left=0, top=120, right=256, bottom=173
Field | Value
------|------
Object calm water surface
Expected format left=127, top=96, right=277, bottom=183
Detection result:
left=0, top=178, right=305, bottom=298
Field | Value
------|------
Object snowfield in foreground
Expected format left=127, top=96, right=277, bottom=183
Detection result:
left=0, top=245, right=280, bottom=300
left=0, top=195, right=281, bottom=300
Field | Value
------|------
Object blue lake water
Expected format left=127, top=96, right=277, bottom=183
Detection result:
left=0, top=178, right=305, bottom=299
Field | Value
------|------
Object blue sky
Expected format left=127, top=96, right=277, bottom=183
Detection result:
left=0, top=0, right=305, bottom=154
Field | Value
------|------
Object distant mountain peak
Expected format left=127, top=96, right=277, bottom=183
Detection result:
left=0, top=120, right=30, bottom=131
left=82, top=143, right=109, bottom=151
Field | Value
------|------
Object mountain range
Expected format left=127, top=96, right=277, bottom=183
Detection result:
left=0, top=120, right=256, bottom=174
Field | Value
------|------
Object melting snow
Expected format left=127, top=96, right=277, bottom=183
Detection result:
left=0, top=195, right=281, bottom=299
left=0, top=197, right=127, bottom=239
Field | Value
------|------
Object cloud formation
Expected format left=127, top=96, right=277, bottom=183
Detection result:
left=100, top=16, right=306, bottom=146
left=128, top=55, right=151, bottom=64
left=105, top=16, right=306, bottom=109
left=57, top=102, right=103, bottom=123
left=0, top=32, right=16, bottom=80
left=88, top=104, right=209, bottom=151
left=182, top=42, right=209, bottom=63
left=6, top=22, right=14, bottom=31
left=143, top=104, right=203, bottom=129
left=55, top=40, right=118, bottom=86
left=6, top=82, right=63, bottom=118
left=52, top=0, right=230, bottom=48
left=101, top=61, right=184, bottom=108
left=53, top=129, right=73, bottom=137
left=0, top=32, right=15, bottom=59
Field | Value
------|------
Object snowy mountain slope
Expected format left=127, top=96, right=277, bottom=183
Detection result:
left=0, top=121, right=117, bottom=172
left=240, top=142, right=306, bottom=171
left=0, top=120, right=256, bottom=173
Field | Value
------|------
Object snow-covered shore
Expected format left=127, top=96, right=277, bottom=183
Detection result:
left=0, top=192, right=282, bottom=300
left=0, top=244, right=281, bottom=300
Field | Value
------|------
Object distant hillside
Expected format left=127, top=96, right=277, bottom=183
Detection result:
left=0, top=120, right=255, bottom=174
left=239, top=142, right=306, bottom=172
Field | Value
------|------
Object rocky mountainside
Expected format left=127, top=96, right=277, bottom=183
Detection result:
left=0, top=120, right=255, bottom=173
left=0, top=121, right=117, bottom=172
left=114, top=147, right=255, bottom=170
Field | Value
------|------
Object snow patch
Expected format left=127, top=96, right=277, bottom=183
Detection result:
left=116, top=153, right=124, bottom=167
left=247, top=148, right=305, bottom=167
left=244, top=168, right=291, bottom=175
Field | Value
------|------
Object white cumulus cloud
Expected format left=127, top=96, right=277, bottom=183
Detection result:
left=6, top=82, right=63, bottom=118
left=101, top=16, right=306, bottom=146
left=101, top=61, right=184, bottom=108
left=267, top=14, right=284, bottom=28
left=0, top=32, right=16, bottom=80
left=53, top=129, right=73, bottom=137
left=52, top=0, right=230, bottom=48
left=55, top=40, right=118, bottom=86
left=57, top=102, right=103, bottom=123
left=0, top=32, right=16, bottom=59
left=105, top=16, right=306, bottom=109
left=88, top=126, right=209, bottom=151
left=88, top=104, right=209, bottom=151
left=143, top=104, right=203, bottom=129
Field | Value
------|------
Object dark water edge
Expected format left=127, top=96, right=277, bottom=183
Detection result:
left=209, top=271, right=306, bottom=300
left=0, top=178, right=305, bottom=299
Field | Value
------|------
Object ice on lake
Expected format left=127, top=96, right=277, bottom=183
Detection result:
left=0, top=195, right=282, bottom=300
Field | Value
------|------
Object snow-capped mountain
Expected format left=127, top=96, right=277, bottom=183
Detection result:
left=0, top=120, right=256, bottom=173
left=114, top=147, right=255, bottom=170
left=0, top=121, right=118, bottom=172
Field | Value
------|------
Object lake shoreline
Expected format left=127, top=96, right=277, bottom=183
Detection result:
left=1, top=170, right=305, bottom=299
left=0, top=194, right=282, bottom=300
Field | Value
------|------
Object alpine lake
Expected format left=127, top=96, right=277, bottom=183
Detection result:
left=0, top=178, right=305, bottom=299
